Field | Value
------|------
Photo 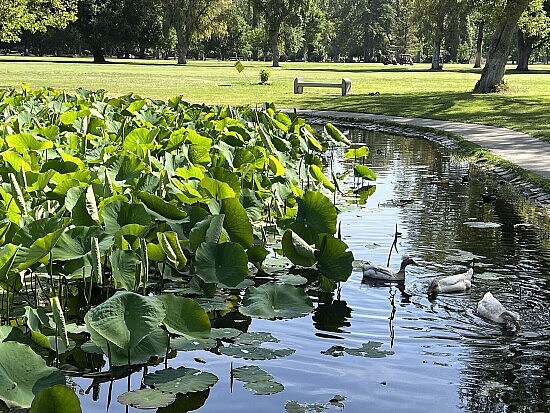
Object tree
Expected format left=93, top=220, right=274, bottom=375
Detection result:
left=0, top=0, right=77, bottom=43
left=473, top=0, right=533, bottom=92
left=162, top=0, right=231, bottom=64
left=516, top=0, right=550, bottom=70
left=250, top=0, right=309, bottom=66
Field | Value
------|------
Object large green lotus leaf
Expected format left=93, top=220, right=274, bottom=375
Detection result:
left=315, top=234, right=354, bottom=282
left=210, top=167, right=241, bottom=196
left=219, top=345, right=295, bottom=360
left=11, top=217, right=68, bottom=248
left=239, top=283, right=313, bottom=319
left=233, top=332, right=278, bottom=346
left=143, top=367, right=218, bottom=394
left=240, top=188, right=263, bottom=221
left=137, top=191, right=188, bottom=222
left=1, top=150, right=31, bottom=172
left=101, top=200, right=152, bottom=235
left=123, top=127, right=157, bottom=153
left=171, top=337, right=217, bottom=352
left=52, top=226, right=113, bottom=261
left=84, top=291, right=166, bottom=350
left=65, top=186, right=99, bottom=227
left=353, top=165, right=377, bottom=181
left=324, top=123, right=351, bottom=146
left=291, top=191, right=337, bottom=244
left=247, top=245, right=269, bottom=268
left=109, top=249, right=138, bottom=291
left=157, top=294, right=210, bottom=339
left=106, top=154, right=146, bottom=185
left=194, top=241, right=248, bottom=287
left=160, top=231, right=187, bottom=269
left=282, top=230, right=317, bottom=267
left=0, top=342, right=66, bottom=408
left=86, top=322, right=169, bottom=366
left=189, top=215, right=225, bottom=252
left=30, top=384, right=82, bottom=413
left=200, top=177, right=235, bottom=200
left=220, top=197, right=253, bottom=248
left=6, top=133, right=54, bottom=152
left=117, top=389, right=176, bottom=409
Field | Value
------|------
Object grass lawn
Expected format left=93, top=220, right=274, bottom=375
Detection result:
left=1, top=56, right=550, bottom=141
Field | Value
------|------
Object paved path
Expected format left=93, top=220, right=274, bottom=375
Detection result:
left=295, top=110, right=550, bottom=180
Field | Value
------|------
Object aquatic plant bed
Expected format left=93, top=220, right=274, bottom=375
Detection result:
left=0, top=87, right=366, bottom=411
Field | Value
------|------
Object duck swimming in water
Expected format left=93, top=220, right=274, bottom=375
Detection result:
left=427, top=261, right=474, bottom=298
left=362, top=255, right=417, bottom=281
left=476, top=292, right=520, bottom=330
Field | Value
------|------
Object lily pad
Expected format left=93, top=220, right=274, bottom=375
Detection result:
left=344, top=341, right=394, bottom=358
left=30, top=385, right=82, bottom=413
left=219, top=345, right=295, bottom=360
left=143, top=367, right=218, bottom=394
left=244, top=380, right=284, bottom=395
left=117, top=389, right=176, bottom=409
left=232, top=365, right=273, bottom=382
left=239, top=283, right=313, bottom=319
left=157, top=295, right=210, bottom=339
left=171, top=337, right=217, bottom=352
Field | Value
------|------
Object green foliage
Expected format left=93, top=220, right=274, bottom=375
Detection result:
left=259, top=69, right=270, bottom=84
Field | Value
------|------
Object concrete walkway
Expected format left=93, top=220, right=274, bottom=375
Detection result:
left=295, top=110, right=550, bottom=180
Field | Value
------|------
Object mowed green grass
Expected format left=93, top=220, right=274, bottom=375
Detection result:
left=1, top=56, right=550, bottom=140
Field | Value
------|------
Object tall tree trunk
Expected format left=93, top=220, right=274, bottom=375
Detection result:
left=446, top=15, right=460, bottom=62
left=516, top=29, right=533, bottom=71
left=92, top=43, right=106, bottom=63
left=271, top=29, right=280, bottom=67
left=176, top=31, right=188, bottom=65
left=474, top=20, right=484, bottom=68
left=473, top=0, right=532, bottom=93
left=431, top=17, right=445, bottom=70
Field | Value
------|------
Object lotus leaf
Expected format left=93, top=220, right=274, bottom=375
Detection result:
left=243, top=380, right=284, bottom=395
left=324, top=123, right=351, bottom=146
left=240, top=283, right=313, bottom=319
left=29, top=385, right=82, bottom=413
left=157, top=294, right=210, bottom=339
left=219, top=345, right=294, bottom=360
left=315, top=234, right=354, bottom=282
left=353, top=165, right=377, bottom=181
left=101, top=200, right=152, bottom=235
left=143, top=366, right=218, bottom=394
left=233, top=332, right=279, bottom=345
left=194, top=241, right=248, bottom=287
left=52, top=226, right=113, bottom=261
left=137, top=191, right=187, bottom=222
left=282, top=230, right=317, bottom=267
left=220, top=197, right=254, bottom=248
left=291, top=191, right=337, bottom=245
left=0, top=342, right=66, bottom=408
left=208, top=327, right=243, bottom=340
left=6, top=133, right=54, bottom=152
left=343, top=146, right=369, bottom=159
left=117, top=389, right=176, bottom=409
left=109, top=249, right=138, bottom=291
left=200, top=177, right=235, bottom=200
left=232, top=365, right=272, bottom=382
left=344, top=341, right=394, bottom=358
left=171, top=337, right=217, bottom=351
left=84, top=291, right=166, bottom=350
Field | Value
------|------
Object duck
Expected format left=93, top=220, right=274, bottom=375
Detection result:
left=427, top=261, right=474, bottom=298
left=476, top=292, right=520, bottom=330
left=362, top=255, right=417, bottom=282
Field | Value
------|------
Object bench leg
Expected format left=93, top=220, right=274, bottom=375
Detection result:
left=341, top=78, right=352, bottom=96
left=294, top=77, right=304, bottom=94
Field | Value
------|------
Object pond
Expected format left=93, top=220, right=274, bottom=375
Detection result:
left=71, top=128, right=550, bottom=413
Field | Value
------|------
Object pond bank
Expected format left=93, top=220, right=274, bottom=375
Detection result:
left=296, top=109, right=550, bottom=213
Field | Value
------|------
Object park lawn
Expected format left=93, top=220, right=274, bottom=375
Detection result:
left=1, top=56, right=549, bottom=141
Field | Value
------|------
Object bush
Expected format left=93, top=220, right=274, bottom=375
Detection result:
left=259, top=69, right=270, bottom=84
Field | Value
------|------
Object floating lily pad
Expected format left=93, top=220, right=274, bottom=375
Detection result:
left=209, top=328, right=243, bottom=340
left=321, top=345, right=346, bottom=357
left=244, top=380, right=284, bottom=395
left=239, top=283, right=313, bottom=319
left=171, top=338, right=217, bottom=352
left=232, top=365, right=273, bottom=382
left=344, top=342, right=394, bottom=358
left=233, top=332, right=279, bottom=345
left=285, top=400, right=327, bottom=413
left=117, top=389, right=176, bottom=409
left=219, top=345, right=294, bottom=360
left=277, top=274, right=308, bottom=286
left=143, top=367, right=218, bottom=394
left=463, top=221, right=501, bottom=229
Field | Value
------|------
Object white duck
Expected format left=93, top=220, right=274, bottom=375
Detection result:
left=476, top=292, right=520, bottom=330
left=427, top=261, right=474, bottom=297
left=362, top=255, right=417, bottom=282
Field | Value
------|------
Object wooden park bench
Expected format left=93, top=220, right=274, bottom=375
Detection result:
left=293, top=77, right=352, bottom=96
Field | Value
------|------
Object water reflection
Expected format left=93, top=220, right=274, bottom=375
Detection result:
left=343, top=128, right=550, bottom=413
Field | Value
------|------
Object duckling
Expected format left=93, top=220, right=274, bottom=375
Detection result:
left=476, top=292, right=520, bottom=330
left=427, top=261, right=474, bottom=298
left=362, top=255, right=417, bottom=282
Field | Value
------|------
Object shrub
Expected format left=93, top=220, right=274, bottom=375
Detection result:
left=259, top=69, right=270, bottom=84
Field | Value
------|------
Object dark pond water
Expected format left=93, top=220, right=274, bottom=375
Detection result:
left=76, top=129, right=550, bottom=413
